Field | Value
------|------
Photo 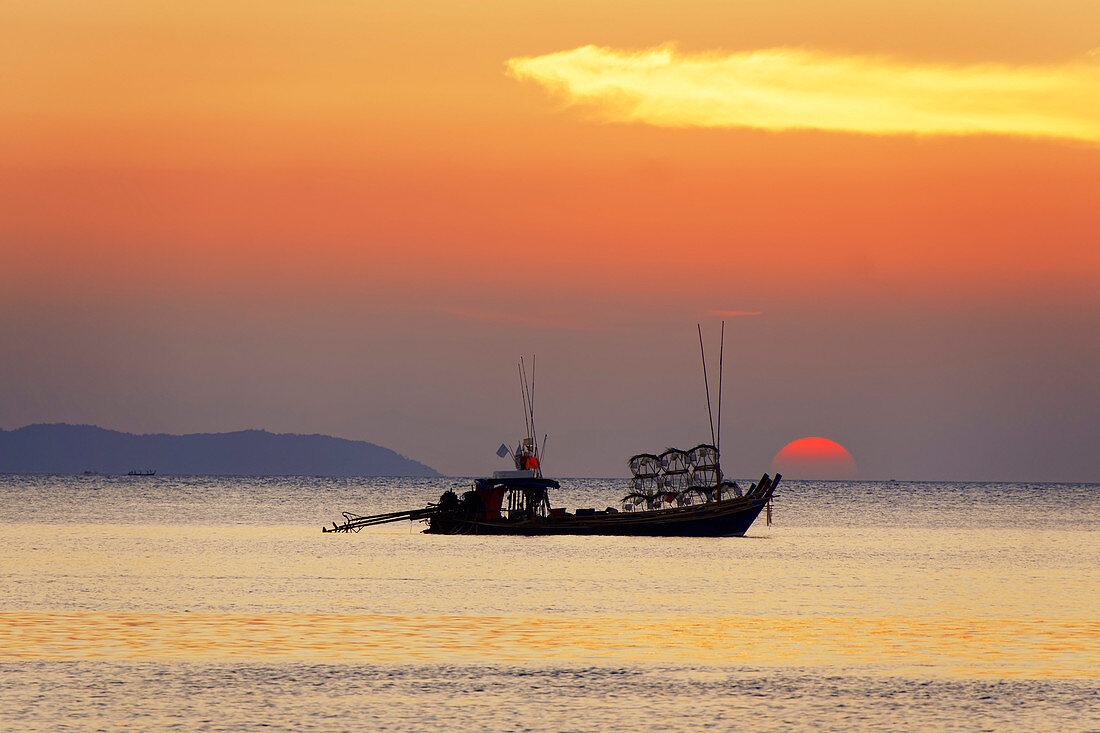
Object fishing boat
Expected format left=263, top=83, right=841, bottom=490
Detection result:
left=324, top=324, right=779, bottom=536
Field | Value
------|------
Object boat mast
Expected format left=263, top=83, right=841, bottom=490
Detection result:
left=519, top=356, right=539, bottom=471
left=698, top=324, right=716, bottom=448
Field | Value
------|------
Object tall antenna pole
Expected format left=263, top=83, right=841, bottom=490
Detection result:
left=530, top=355, right=537, bottom=459
left=717, top=320, right=725, bottom=455
left=520, top=357, right=534, bottom=443
left=698, top=323, right=716, bottom=447
left=518, top=362, right=532, bottom=443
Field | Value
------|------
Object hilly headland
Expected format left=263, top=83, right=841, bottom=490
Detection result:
left=0, top=424, right=438, bottom=477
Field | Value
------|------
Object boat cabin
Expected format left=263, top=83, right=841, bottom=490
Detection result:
left=468, top=476, right=556, bottom=521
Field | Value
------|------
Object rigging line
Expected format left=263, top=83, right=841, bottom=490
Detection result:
left=698, top=323, right=716, bottom=448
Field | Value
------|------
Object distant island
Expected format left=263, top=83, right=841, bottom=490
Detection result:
left=0, top=424, right=439, bottom=477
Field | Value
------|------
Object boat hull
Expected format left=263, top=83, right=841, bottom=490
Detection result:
left=424, top=496, right=770, bottom=537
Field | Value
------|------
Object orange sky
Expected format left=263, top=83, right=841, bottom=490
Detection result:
left=2, top=1, right=1098, bottom=478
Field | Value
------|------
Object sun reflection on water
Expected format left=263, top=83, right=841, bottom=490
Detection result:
left=1, top=478, right=1098, bottom=694
left=3, top=611, right=1097, bottom=678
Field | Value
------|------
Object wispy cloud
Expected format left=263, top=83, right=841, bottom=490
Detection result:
left=709, top=310, right=762, bottom=317
left=507, top=45, right=1100, bottom=144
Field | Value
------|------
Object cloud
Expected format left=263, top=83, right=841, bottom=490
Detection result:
left=709, top=310, right=762, bottom=317
left=506, top=45, right=1100, bottom=144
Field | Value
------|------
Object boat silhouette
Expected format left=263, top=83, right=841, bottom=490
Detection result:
left=324, top=323, right=779, bottom=537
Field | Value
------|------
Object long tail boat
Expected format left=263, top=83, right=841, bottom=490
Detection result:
left=324, top=323, right=780, bottom=537
left=322, top=458, right=778, bottom=537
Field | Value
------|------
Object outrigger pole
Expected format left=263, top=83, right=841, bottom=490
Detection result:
left=698, top=324, right=716, bottom=447
left=322, top=507, right=438, bottom=532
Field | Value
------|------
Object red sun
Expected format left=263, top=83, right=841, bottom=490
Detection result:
left=771, top=437, right=857, bottom=480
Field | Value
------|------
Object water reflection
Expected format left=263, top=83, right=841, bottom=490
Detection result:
left=0, top=476, right=1097, bottom=733
left=3, top=612, right=1097, bottom=678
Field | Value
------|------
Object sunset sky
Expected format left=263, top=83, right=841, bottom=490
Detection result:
left=2, top=0, right=1097, bottom=479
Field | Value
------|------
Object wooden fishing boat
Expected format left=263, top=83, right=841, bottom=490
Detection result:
left=323, top=458, right=777, bottom=537
left=419, top=471, right=778, bottom=537
left=323, top=323, right=780, bottom=537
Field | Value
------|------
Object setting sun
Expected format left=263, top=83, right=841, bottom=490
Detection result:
left=771, top=437, right=857, bottom=480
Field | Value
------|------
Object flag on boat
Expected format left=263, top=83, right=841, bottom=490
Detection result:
left=496, top=443, right=510, bottom=458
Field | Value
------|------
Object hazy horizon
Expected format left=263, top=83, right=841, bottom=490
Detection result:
left=1, top=419, right=1094, bottom=483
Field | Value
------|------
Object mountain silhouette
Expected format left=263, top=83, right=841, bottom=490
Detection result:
left=0, top=424, right=439, bottom=477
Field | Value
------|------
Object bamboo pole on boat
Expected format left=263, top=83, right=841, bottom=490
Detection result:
left=518, top=362, right=531, bottom=447
left=530, top=355, right=537, bottom=462
left=717, top=320, right=724, bottom=455
left=716, top=320, right=724, bottom=502
left=523, top=358, right=537, bottom=444
left=522, top=356, right=534, bottom=445
left=698, top=324, right=716, bottom=448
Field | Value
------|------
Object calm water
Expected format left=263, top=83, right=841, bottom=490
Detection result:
left=1, top=475, right=1097, bottom=731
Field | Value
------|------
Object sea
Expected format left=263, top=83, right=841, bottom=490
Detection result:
left=1, top=474, right=1097, bottom=732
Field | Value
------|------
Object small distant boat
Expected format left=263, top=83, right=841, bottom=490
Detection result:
left=126, top=469, right=156, bottom=476
left=325, top=322, right=780, bottom=537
